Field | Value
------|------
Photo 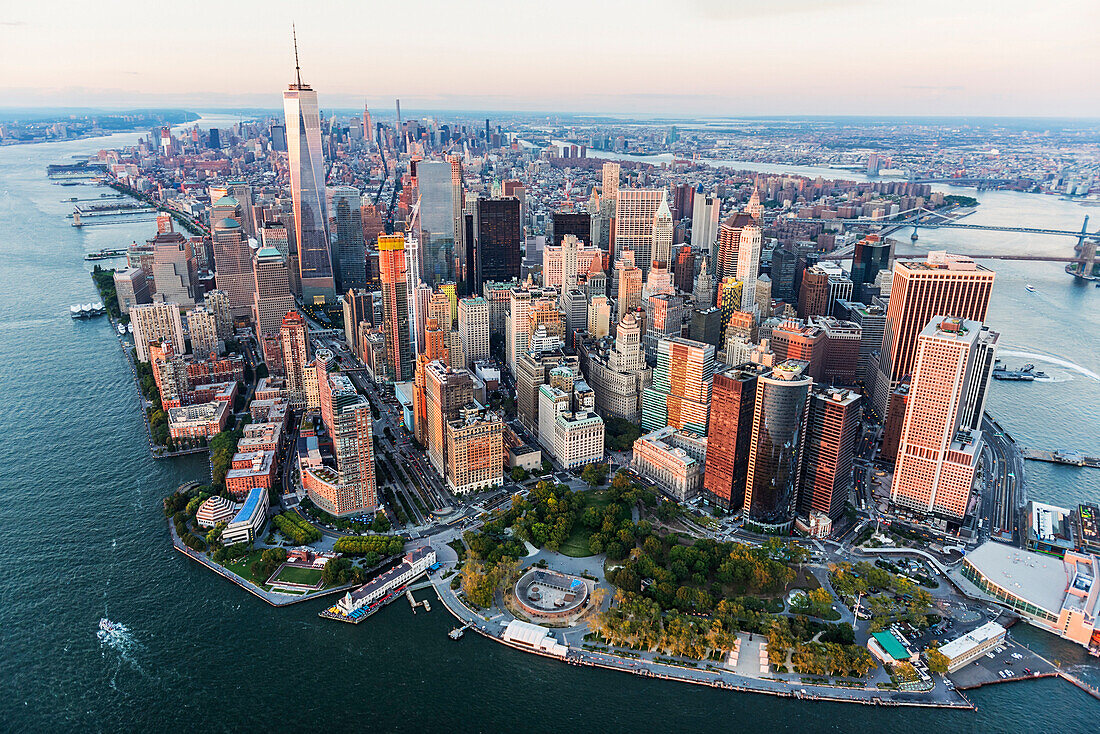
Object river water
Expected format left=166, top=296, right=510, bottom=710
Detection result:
left=1, top=119, right=1096, bottom=731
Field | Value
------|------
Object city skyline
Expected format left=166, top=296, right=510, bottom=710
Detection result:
left=3, top=1, right=1100, bottom=116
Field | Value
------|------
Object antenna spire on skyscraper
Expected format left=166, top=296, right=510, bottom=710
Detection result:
left=292, top=23, right=302, bottom=87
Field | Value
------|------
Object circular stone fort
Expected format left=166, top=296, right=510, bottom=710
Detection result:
left=514, top=568, right=590, bottom=621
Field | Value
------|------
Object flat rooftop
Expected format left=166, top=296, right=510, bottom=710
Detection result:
left=939, top=621, right=1006, bottom=660
left=965, top=542, right=1069, bottom=615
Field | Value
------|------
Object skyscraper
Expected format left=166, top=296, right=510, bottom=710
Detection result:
left=424, top=361, right=474, bottom=477
left=475, top=197, right=521, bottom=290
left=378, top=234, right=413, bottom=382
left=704, top=364, right=767, bottom=511
left=458, top=296, right=490, bottom=366
left=312, top=370, right=377, bottom=515
left=800, top=387, right=862, bottom=524
left=614, top=189, right=667, bottom=276
left=131, top=302, right=185, bottom=362
left=691, top=193, right=721, bottom=253
left=744, top=361, right=812, bottom=534
left=327, top=185, right=366, bottom=292
left=550, top=211, right=592, bottom=248
left=641, top=337, right=715, bottom=434
left=281, top=311, right=309, bottom=410
left=716, top=213, right=755, bottom=283
left=284, top=44, right=335, bottom=303
left=252, top=247, right=295, bottom=340
left=150, top=232, right=197, bottom=308
left=735, top=223, right=762, bottom=312
left=417, top=161, right=457, bottom=287
left=891, top=317, right=999, bottom=519
left=850, top=234, right=892, bottom=301
left=211, top=216, right=254, bottom=318
left=186, top=306, right=219, bottom=360
left=872, top=252, right=995, bottom=416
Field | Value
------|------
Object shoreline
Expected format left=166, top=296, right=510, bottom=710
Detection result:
left=167, top=515, right=353, bottom=607
left=425, top=570, right=974, bottom=710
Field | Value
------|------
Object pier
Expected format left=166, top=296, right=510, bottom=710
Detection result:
left=1022, top=449, right=1100, bottom=468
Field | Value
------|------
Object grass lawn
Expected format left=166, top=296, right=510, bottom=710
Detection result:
left=558, top=490, right=622, bottom=558
left=225, top=550, right=268, bottom=586
left=447, top=539, right=467, bottom=563
left=271, top=564, right=325, bottom=586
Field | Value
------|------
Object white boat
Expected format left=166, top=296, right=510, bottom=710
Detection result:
left=117, top=323, right=127, bottom=335
left=127, top=323, right=133, bottom=333
left=1025, top=284, right=1036, bottom=293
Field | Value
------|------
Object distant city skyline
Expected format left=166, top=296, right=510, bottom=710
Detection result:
left=3, top=0, right=1098, bottom=116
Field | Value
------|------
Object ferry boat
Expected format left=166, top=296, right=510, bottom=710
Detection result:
left=992, top=363, right=1045, bottom=381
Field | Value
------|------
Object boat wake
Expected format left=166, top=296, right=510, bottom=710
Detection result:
left=998, top=350, right=1100, bottom=382
left=97, top=617, right=149, bottom=689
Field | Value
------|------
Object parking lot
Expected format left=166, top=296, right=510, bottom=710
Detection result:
left=947, top=637, right=1056, bottom=689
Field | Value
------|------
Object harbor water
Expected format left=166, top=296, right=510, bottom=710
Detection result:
left=0, top=118, right=1097, bottom=731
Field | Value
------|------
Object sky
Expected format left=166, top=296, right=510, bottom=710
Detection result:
left=2, top=0, right=1098, bottom=117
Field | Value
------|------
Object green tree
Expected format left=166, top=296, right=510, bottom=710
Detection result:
left=581, top=462, right=608, bottom=487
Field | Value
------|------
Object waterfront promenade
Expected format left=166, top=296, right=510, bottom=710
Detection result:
left=424, top=539, right=973, bottom=709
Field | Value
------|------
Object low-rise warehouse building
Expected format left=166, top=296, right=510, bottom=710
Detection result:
left=937, top=621, right=1006, bottom=672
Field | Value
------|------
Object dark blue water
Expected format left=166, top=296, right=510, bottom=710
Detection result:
left=1, top=121, right=1096, bottom=731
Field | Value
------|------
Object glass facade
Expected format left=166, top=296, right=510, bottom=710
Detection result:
left=284, top=84, right=335, bottom=302
left=417, top=161, right=456, bottom=287
left=745, top=367, right=811, bottom=533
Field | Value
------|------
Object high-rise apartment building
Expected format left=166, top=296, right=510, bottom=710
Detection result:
left=770, top=319, right=826, bottom=382
left=872, top=252, right=995, bottom=416
left=151, top=232, right=197, bottom=308
left=744, top=361, right=812, bottom=534
left=131, top=302, right=185, bottom=362
left=307, top=370, right=376, bottom=515
left=280, top=311, right=309, bottom=410
left=417, top=161, right=457, bottom=287
left=186, top=306, right=219, bottom=360
left=205, top=289, right=233, bottom=340
left=284, top=65, right=335, bottom=302
left=704, top=364, right=768, bottom=511
left=446, top=405, right=504, bottom=494
left=327, top=185, right=366, bottom=292
left=891, top=317, right=999, bottom=519
left=378, top=234, right=413, bottom=382
left=641, top=337, right=715, bottom=434
left=537, top=368, right=604, bottom=469
left=424, top=360, right=474, bottom=477
left=113, top=268, right=151, bottom=315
